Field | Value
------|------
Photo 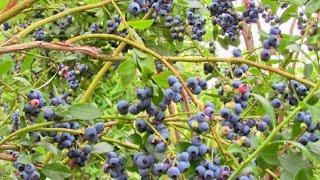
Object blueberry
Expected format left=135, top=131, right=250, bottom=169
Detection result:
left=153, top=163, right=167, bottom=175
left=167, top=167, right=180, bottom=178
left=128, top=2, right=141, bottom=15
left=135, top=119, right=147, bottom=132
left=61, top=132, right=71, bottom=141
left=234, top=103, right=243, bottom=114
left=82, top=145, right=91, bottom=154
left=196, top=165, right=206, bottom=176
left=178, top=152, right=189, bottom=162
left=173, top=93, right=182, bottom=103
left=309, top=133, right=319, bottom=142
left=198, top=79, right=208, bottom=90
left=172, top=82, right=182, bottom=93
left=204, top=170, right=215, bottom=179
left=256, top=121, right=267, bottom=132
left=199, top=144, right=209, bottom=155
left=234, top=67, right=243, bottom=77
left=109, top=157, right=119, bottom=167
left=187, top=145, right=199, bottom=156
left=199, top=122, right=209, bottom=132
left=296, top=85, right=307, bottom=96
left=187, top=78, right=198, bottom=89
left=146, top=104, right=158, bottom=116
left=155, top=141, right=167, bottom=153
left=117, top=100, right=129, bottom=115
left=239, top=175, right=250, bottom=180
left=85, top=126, right=98, bottom=142
left=60, top=140, right=72, bottom=148
left=191, top=136, right=202, bottom=146
left=168, top=75, right=179, bottom=86
left=30, top=171, right=40, bottom=180
left=177, top=161, right=190, bottom=172
left=220, top=108, right=230, bottom=119
left=261, top=49, right=270, bottom=61
left=192, top=85, right=202, bottom=95
left=25, top=164, right=35, bottom=173
left=232, top=48, right=241, bottom=57
left=94, top=122, right=104, bottom=134
left=271, top=98, right=281, bottom=108
left=232, top=80, right=241, bottom=88
left=136, top=88, right=146, bottom=100
left=298, top=135, right=309, bottom=145
left=136, top=155, right=150, bottom=169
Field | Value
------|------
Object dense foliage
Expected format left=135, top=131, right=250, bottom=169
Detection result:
left=0, top=0, right=319, bottom=179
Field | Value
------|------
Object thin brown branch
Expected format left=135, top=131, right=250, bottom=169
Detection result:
left=0, top=41, right=123, bottom=61
left=0, top=0, right=38, bottom=24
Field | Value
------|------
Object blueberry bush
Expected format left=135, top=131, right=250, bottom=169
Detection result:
left=0, top=0, right=319, bottom=179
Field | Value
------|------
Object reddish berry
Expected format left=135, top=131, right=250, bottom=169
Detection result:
left=238, top=84, right=249, bottom=94
left=30, top=99, right=40, bottom=107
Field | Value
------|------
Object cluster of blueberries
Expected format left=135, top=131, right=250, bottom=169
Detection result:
left=297, top=12, right=308, bottom=35
left=43, top=93, right=69, bottom=121
left=128, top=0, right=173, bottom=18
left=186, top=136, right=210, bottom=161
left=296, top=111, right=320, bottom=145
left=90, top=23, right=102, bottom=33
left=261, top=5, right=281, bottom=24
left=155, top=61, right=164, bottom=73
left=187, top=9, right=206, bottom=41
left=231, top=48, right=249, bottom=78
left=55, top=15, right=73, bottom=31
left=271, top=80, right=309, bottom=108
left=208, top=0, right=242, bottom=40
left=261, top=27, right=281, bottom=61
left=136, top=119, right=169, bottom=153
left=58, top=63, right=88, bottom=90
left=188, top=103, right=214, bottom=133
left=84, top=122, right=105, bottom=143
left=23, top=90, right=46, bottom=122
left=34, top=28, right=45, bottom=41
left=103, top=152, right=128, bottom=179
left=164, top=16, right=185, bottom=41
left=11, top=112, right=20, bottom=132
left=187, top=77, right=208, bottom=95
left=242, top=0, right=260, bottom=23
left=67, top=145, right=91, bottom=167
left=14, top=163, right=40, bottom=180
left=52, top=122, right=80, bottom=149
left=107, top=15, right=128, bottom=37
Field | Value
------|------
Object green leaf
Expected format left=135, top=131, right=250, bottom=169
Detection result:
left=128, top=20, right=154, bottom=30
left=152, top=70, right=172, bottom=88
left=68, top=103, right=101, bottom=120
left=0, top=60, right=13, bottom=75
left=116, top=56, right=136, bottom=85
left=261, top=0, right=278, bottom=13
left=38, top=142, right=58, bottom=155
left=306, top=0, right=320, bottom=15
left=126, top=134, right=142, bottom=145
left=303, top=63, right=313, bottom=78
left=259, top=143, right=279, bottom=166
left=279, top=152, right=310, bottom=176
left=307, top=90, right=320, bottom=105
left=280, top=5, right=297, bottom=23
left=21, top=51, right=35, bottom=72
left=92, top=142, right=114, bottom=154
left=252, top=94, right=276, bottom=127
left=41, top=163, right=71, bottom=180
left=17, top=154, right=32, bottom=164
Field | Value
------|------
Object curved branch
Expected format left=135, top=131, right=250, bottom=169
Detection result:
left=67, top=34, right=204, bottom=109
left=0, top=41, right=123, bottom=61
left=0, top=0, right=38, bottom=24
left=0, top=0, right=116, bottom=46
left=164, top=56, right=316, bottom=88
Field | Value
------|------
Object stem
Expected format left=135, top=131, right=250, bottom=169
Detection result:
left=0, top=0, right=117, bottom=46
left=0, top=121, right=55, bottom=146
left=228, top=81, right=320, bottom=179
left=0, top=0, right=38, bottom=25
left=101, top=137, right=140, bottom=150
